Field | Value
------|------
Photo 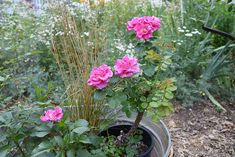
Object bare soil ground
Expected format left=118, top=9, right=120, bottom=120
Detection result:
left=164, top=100, right=235, bottom=157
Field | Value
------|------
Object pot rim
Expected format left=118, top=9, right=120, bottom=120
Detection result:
left=116, top=117, right=171, bottom=157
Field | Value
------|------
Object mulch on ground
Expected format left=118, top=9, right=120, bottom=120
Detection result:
left=164, top=100, right=235, bottom=157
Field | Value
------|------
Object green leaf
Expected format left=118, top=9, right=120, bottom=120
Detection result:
left=0, top=151, right=7, bottom=157
left=54, top=136, right=64, bottom=146
left=94, top=90, right=106, bottom=101
left=30, top=131, right=49, bottom=138
left=99, top=120, right=110, bottom=130
left=0, top=134, right=6, bottom=143
left=36, top=141, right=52, bottom=149
left=165, top=92, right=174, bottom=99
left=76, top=149, right=92, bottom=157
left=108, top=92, right=127, bottom=108
left=75, top=119, right=89, bottom=127
left=157, top=105, right=174, bottom=117
left=0, top=116, right=5, bottom=123
left=168, top=86, right=177, bottom=91
left=32, top=149, right=51, bottom=157
left=161, top=101, right=170, bottom=107
left=73, top=126, right=90, bottom=135
left=0, top=76, right=5, bottom=82
left=87, top=135, right=103, bottom=146
left=143, top=41, right=153, bottom=47
left=108, top=98, right=120, bottom=108
left=0, top=147, right=8, bottom=157
left=152, top=97, right=158, bottom=101
left=35, top=125, right=49, bottom=131
left=141, top=103, right=148, bottom=108
left=149, top=102, right=159, bottom=107
left=66, top=149, right=75, bottom=157
left=122, top=105, right=131, bottom=118
left=116, top=92, right=127, bottom=101
left=152, top=114, right=160, bottom=122
left=32, top=141, right=52, bottom=157
left=79, top=135, right=92, bottom=144
left=140, top=96, right=146, bottom=102
left=1, top=112, right=13, bottom=123
left=143, top=64, right=155, bottom=77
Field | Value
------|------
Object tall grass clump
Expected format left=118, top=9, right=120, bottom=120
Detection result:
left=51, top=5, right=107, bottom=127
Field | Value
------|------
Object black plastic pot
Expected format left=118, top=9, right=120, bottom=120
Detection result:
left=99, top=124, right=154, bottom=157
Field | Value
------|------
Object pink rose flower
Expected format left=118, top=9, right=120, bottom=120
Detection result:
left=40, top=106, right=63, bottom=122
left=87, top=64, right=113, bottom=89
left=127, top=16, right=161, bottom=40
left=135, top=23, right=153, bottom=40
left=127, top=17, right=140, bottom=31
left=114, top=55, right=140, bottom=78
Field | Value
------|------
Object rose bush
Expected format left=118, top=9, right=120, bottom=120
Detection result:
left=88, top=16, right=176, bottom=145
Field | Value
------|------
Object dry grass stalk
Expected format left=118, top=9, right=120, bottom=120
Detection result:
left=51, top=5, right=107, bottom=127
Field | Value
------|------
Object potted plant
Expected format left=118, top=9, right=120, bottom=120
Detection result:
left=87, top=16, right=176, bottom=157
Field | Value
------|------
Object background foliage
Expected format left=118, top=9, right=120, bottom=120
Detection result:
left=0, top=0, right=234, bottom=110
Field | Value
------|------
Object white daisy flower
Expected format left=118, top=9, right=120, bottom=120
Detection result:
left=185, top=33, right=193, bottom=37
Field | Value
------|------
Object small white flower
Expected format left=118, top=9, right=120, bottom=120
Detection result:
left=178, top=29, right=185, bottom=32
left=186, top=30, right=190, bottom=32
left=172, top=40, right=176, bottom=43
left=193, top=31, right=201, bottom=35
left=116, top=45, right=125, bottom=51
left=88, top=41, right=93, bottom=46
left=185, top=33, right=193, bottom=37
left=177, top=43, right=182, bottom=45
left=46, top=41, right=50, bottom=46
left=183, top=26, right=187, bottom=29
left=127, top=43, right=134, bottom=49
left=178, top=40, right=183, bottom=43
left=84, top=32, right=89, bottom=36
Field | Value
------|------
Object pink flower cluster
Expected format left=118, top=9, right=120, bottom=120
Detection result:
left=87, top=64, right=113, bottom=89
left=115, top=55, right=140, bottom=78
left=87, top=55, right=140, bottom=89
left=40, top=106, right=63, bottom=122
left=127, top=16, right=161, bottom=40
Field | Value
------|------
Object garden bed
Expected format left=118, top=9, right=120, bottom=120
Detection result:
left=164, top=100, right=235, bottom=157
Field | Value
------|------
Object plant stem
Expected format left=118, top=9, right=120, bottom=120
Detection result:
left=14, top=141, right=26, bottom=157
left=126, top=111, right=144, bottom=137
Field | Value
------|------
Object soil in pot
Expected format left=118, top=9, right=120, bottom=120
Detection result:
left=99, top=124, right=154, bottom=157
